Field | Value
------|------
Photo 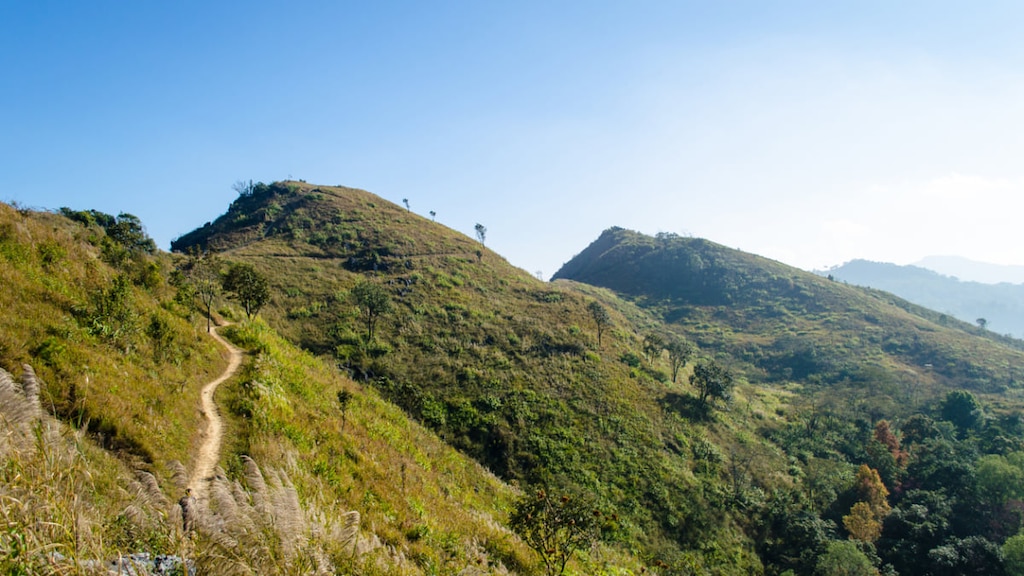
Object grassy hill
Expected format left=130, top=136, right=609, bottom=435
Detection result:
left=551, top=227, right=1024, bottom=575
left=171, top=181, right=803, bottom=572
left=0, top=200, right=566, bottom=575
left=554, top=227, right=1024, bottom=410
left=0, top=202, right=225, bottom=469
left=12, top=181, right=1024, bottom=575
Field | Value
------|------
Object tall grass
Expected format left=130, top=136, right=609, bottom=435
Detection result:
left=1, top=364, right=414, bottom=575
left=1, top=365, right=100, bottom=575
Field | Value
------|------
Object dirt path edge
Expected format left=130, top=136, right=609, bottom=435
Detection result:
left=188, top=323, right=243, bottom=501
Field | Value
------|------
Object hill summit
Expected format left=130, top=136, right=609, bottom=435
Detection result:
left=555, top=226, right=1024, bottom=397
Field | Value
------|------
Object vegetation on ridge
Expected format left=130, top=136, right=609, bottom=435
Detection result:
left=555, top=226, right=1024, bottom=575
left=9, top=179, right=1024, bottom=574
left=2, top=200, right=620, bottom=575
left=171, top=181, right=784, bottom=572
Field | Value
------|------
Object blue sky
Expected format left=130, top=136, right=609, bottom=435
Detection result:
left=4, top=2, right=1024, bottom=279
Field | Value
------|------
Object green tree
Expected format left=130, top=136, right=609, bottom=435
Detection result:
left=667, top=337, right=696, bottom=383
left=146, top=312, right=174, bottom=363
left=901, top=413, right=944, bottom=446
left=815, top=540, right=878, bottom=576
left=509, top=488, right=611, bottom=576
left=337, top=389, right=353, bottom=431
left=642, top=332, right=665, bottom=363
left=877, top=489, right=953, bottom=575
left=107, top=212, right=157, bottom=254
left=689, top=359, right=734, bottom=409
left=351, top=280, right=392, bottom=343
left=941, top=390, right=983, bottom=437
left=928, top=536, right=1006, bottom=576
left=474, top=223, right=487, bottom=246
left=86, top=273, right=139, bottom=352
left=586, top=301, right=611, bottom=347
left=976, top=454, right=1024, bottom=506
left=865, top=439, right=900, bottom=491
left=223, top=262, right=270, bottom=320
left=905, top=437, right=976, bottom=497
left=1004, top=533, right=1024, bottom=576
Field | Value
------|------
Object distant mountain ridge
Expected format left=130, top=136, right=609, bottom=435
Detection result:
left=914, top=255, right=1024, bottom=285
left=825, top=259, right=1024, bottom=338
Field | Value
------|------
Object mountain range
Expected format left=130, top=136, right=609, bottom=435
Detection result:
left=825, top=259, right=1024, bottom=338
left=914, top=255, right=1024, bottom=285
left=4, top=181, right=1024, bottom=575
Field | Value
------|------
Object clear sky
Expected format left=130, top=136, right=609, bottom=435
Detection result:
left=4, top=1, right=1024, bottom=279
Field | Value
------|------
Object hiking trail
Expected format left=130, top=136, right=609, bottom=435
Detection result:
left=188, top=323, right=242, bottom=501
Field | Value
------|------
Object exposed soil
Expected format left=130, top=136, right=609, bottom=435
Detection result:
left=188, top=324, right=242, bottom=501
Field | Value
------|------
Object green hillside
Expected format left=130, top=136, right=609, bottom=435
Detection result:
left=554, top=226, right=1024, bottom=575
left=170, top=181, right=802, bottom=572
left=10, top=183, right=1024, bottom=575
left=554, top=227, right=1024, bottom=405
left=0, top=201, right=558, bottom=575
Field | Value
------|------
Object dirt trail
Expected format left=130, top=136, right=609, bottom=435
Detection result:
left=188, top=324, right=243, bottom=501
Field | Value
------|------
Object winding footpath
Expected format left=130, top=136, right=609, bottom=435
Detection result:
left=188, top=324, right=242, bottom=502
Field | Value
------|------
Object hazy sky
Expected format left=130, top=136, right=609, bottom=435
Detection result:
left=4, top=2, right=1024, bottom=279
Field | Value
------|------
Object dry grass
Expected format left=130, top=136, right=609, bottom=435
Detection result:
left=0, top=202, right=225, bottom=471
left=0, top=200, right=672, bottom=576
left=0, top=363, right=465, bottom=575
left=216, top=319, right=547, bottom=575
left=0, top=365, right=102, bottom=575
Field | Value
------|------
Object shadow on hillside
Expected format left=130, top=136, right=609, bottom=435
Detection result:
left=659, top=392, right=712, bottom=422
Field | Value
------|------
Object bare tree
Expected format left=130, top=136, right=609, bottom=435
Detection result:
left=232, top=180, right=254, bottom=197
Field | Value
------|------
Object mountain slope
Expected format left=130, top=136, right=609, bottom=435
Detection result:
left=13, top=186, right=1024, bottom=574
left=553, top=228, right=1024, bottom=575
left=172, top=181, right=794, bottom=572
left=0, top=201, right=549, bottom=575
left=825, top=258, right=1024, bottom=338
left=554, top=227, right=1024, bottom=405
